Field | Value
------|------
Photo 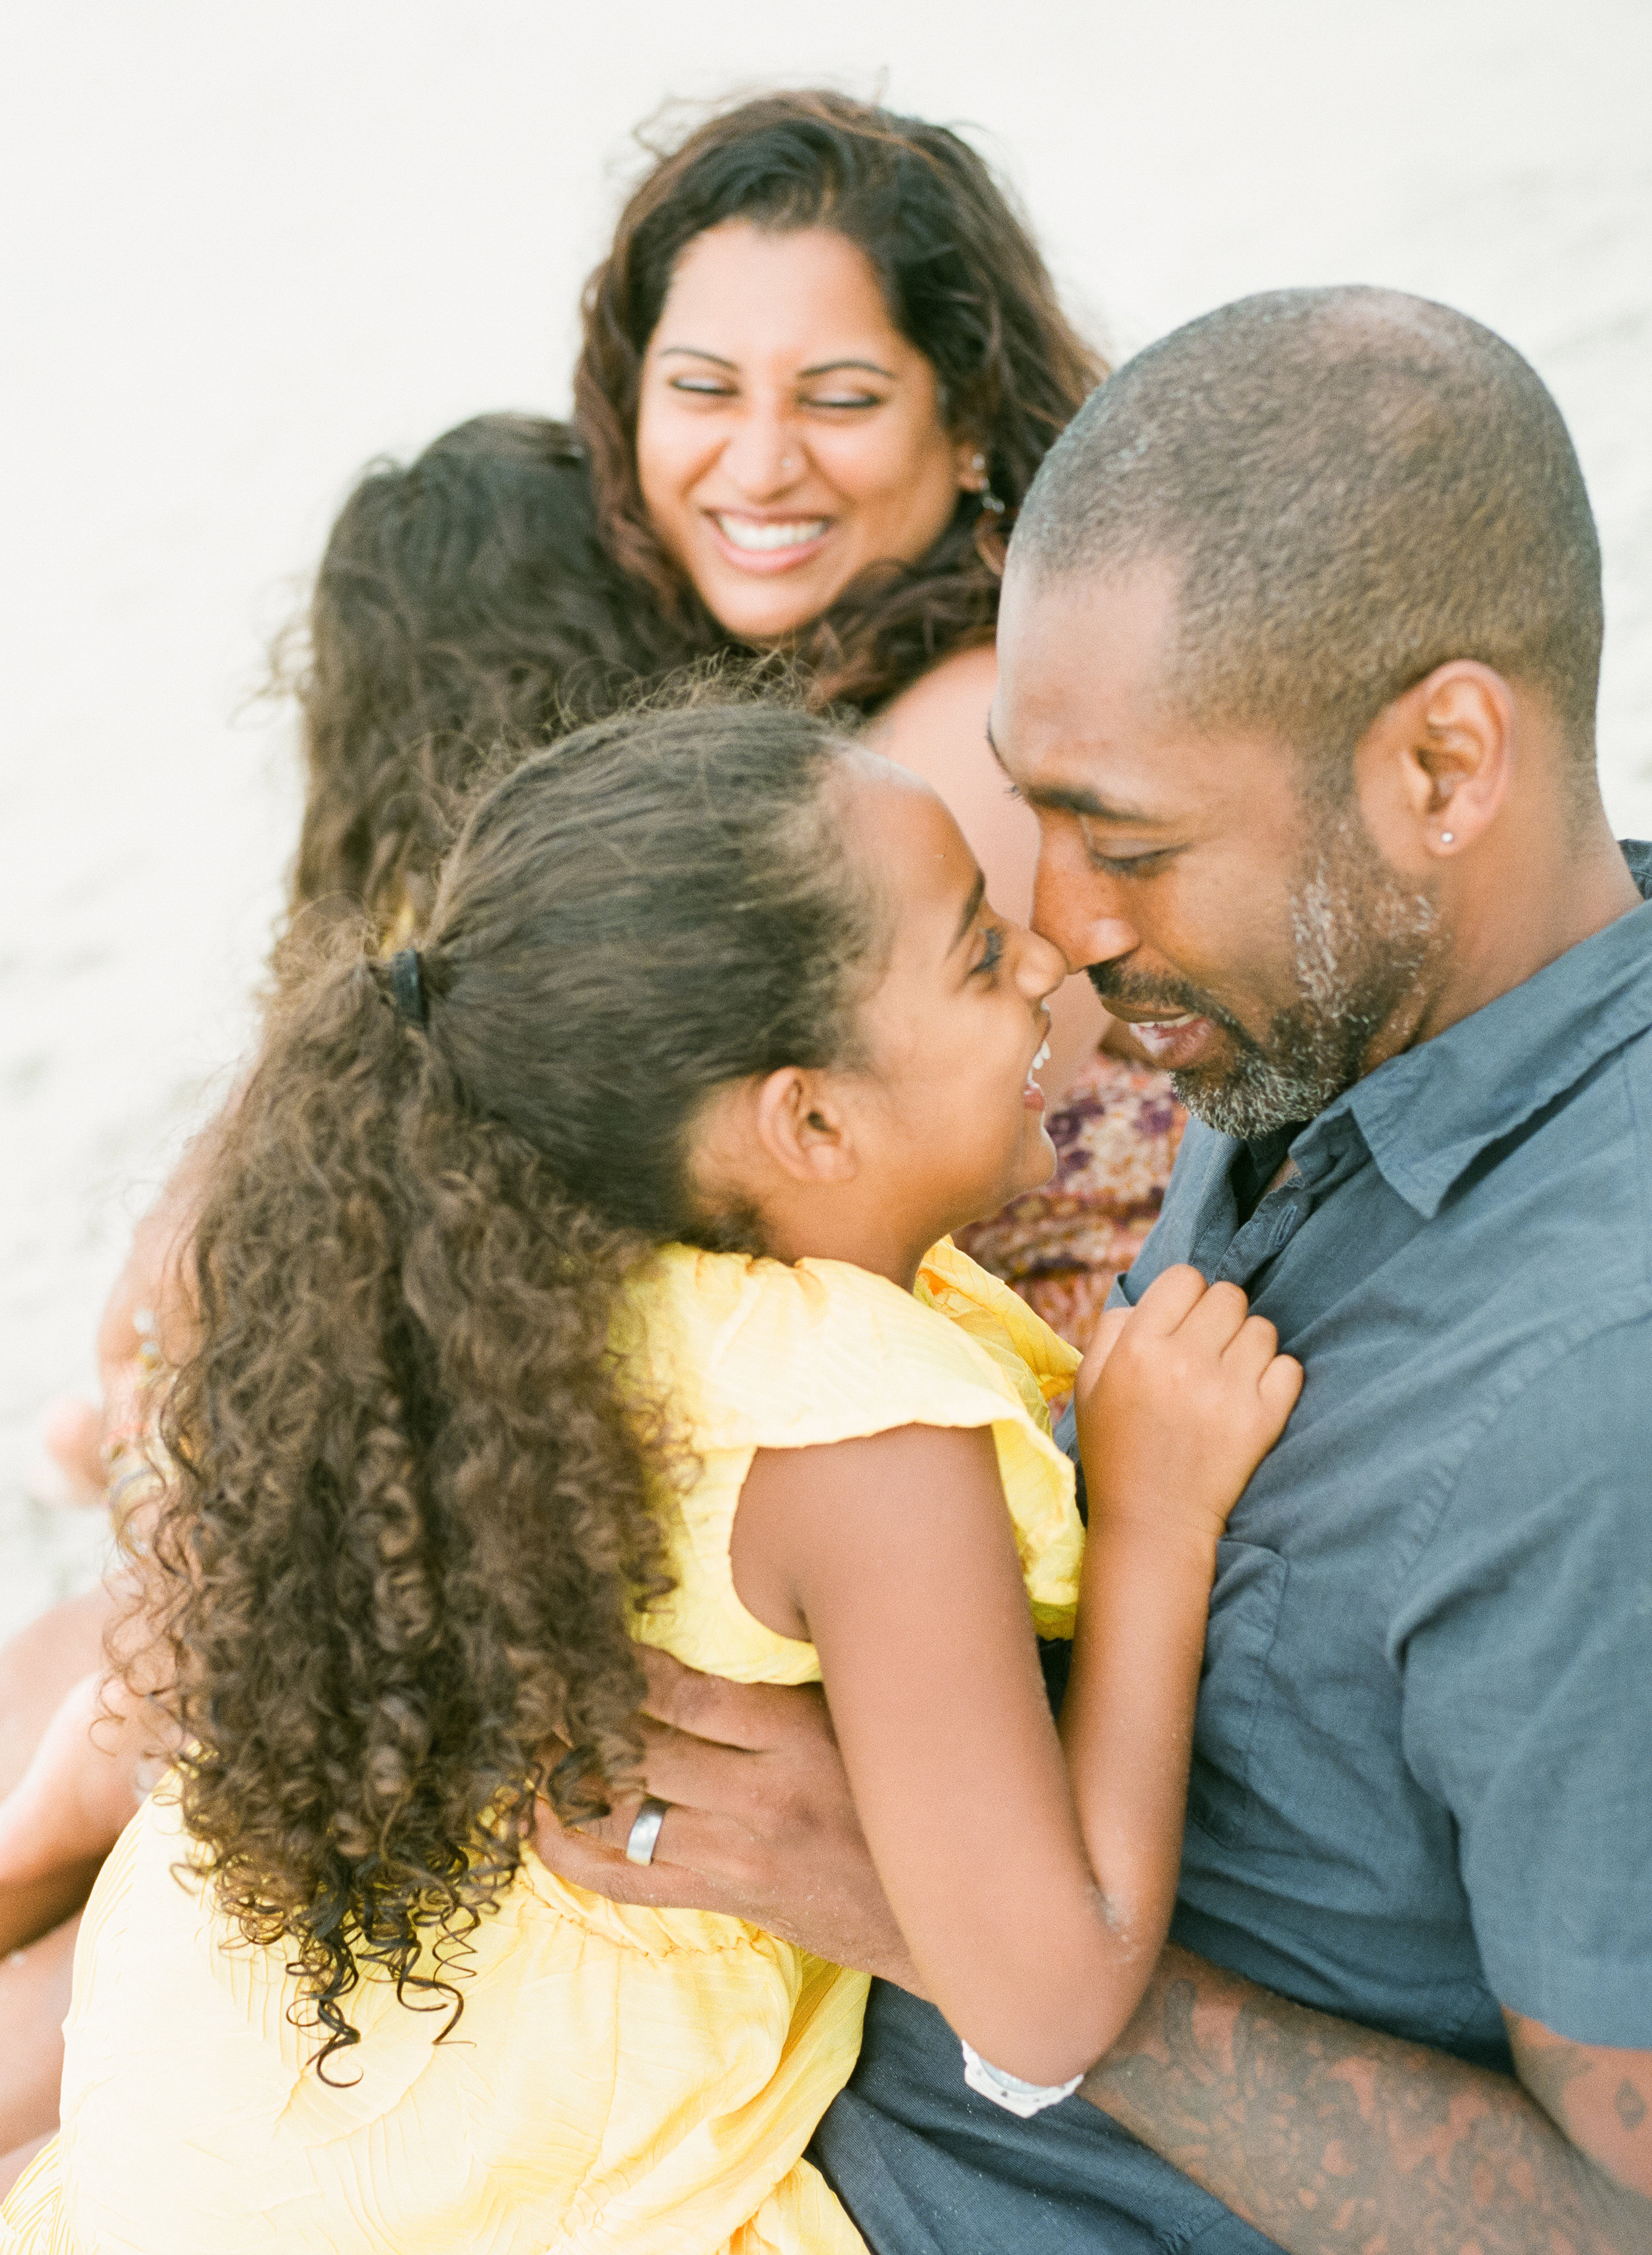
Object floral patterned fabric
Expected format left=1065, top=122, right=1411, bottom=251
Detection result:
left=957, top=1055, right=1187, bottom=1360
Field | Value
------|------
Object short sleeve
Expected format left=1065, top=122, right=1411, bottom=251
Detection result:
left=623, top=1244, right=1084, bottom=1672
left=1393, top=1317, right=1652, bottom=2046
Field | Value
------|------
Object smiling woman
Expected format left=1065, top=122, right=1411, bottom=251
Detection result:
left=572, top=87, right=1150, bottom=1160
left=576, top=90, right=1100, bottom=704
left=636, top=221, right=979, bottom=648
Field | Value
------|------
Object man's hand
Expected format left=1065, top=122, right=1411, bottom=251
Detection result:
left=531, top=1650, right=922, bottom=1993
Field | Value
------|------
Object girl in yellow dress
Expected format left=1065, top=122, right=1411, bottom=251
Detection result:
left=1, top=701, right=1298, bottom=2254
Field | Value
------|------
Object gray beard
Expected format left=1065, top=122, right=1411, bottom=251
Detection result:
left=1172, top=815, right=1442, bottom=1141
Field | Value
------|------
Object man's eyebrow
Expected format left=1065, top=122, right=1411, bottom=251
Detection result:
left=797, top=357, right=897, bottom=381
left=1027, top=784, right=1162, bottom=823
left=982, top=720, right=1160, bottom=825
left=951, top=869, right=987, bottom=952
left=658, top=346, right=738, bottom=369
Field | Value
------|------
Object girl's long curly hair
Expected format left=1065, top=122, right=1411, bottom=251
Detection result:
left=576, top=88, right=1106, bottom=711
left=287, top=412, right=695, bottom=934
left=146, top=699, right=885, bottom=2074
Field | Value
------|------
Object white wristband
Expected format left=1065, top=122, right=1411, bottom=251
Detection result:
left=960, top=2039, right=1084, bottom=2118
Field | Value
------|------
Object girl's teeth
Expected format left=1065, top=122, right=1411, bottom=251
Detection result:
left=715, top=515, right=829, bottom=552
left=1032, top=1039, right=1051, bottom=1070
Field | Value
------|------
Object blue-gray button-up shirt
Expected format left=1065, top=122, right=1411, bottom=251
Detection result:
left=1118, top=842, right=1652, bottom=2069
left=813, top=850, right=1652, bottom=2255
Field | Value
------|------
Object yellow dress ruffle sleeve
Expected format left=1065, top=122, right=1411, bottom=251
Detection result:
left=3, top=1242, right=1082, bottom=2255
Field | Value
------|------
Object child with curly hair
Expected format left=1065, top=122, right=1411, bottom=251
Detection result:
left=24, top=410, right=683, bottom=1525
left=287, top=409, right=691, bottom=941
left=2, top=700, right=1296, bottom=2254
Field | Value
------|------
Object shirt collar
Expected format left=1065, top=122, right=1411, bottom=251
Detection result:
left=1298, top=842, right=1652, bottom=1220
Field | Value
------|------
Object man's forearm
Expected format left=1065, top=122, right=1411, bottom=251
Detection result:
left=1083, top=1946, right=1652, bottom=2255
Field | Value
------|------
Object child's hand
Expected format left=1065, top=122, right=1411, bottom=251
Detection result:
left=1074, top=1266, right=1302, bottom=1555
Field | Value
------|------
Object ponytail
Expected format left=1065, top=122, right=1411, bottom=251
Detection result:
left=149, top=927, right=668, bottom=2073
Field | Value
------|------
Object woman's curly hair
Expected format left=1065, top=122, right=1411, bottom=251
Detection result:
left=286, top=412, right=695, bottom=934
left=575, top=88, right=1106, bottom=711
left=142, top=698, right=885, bottom=2075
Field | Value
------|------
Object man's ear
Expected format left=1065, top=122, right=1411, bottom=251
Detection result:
left=1355, top=660, right=1515, bottom=867
left=753, top=1068, right=860, bottom=1186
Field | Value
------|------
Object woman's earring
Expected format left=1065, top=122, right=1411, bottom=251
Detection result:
left=969, top=449, right=1009, bottom=576
left=970, top=449, right=1005, bottom=516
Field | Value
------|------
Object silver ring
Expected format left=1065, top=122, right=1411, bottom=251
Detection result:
left=624, top=1795, right=670, bottom=1867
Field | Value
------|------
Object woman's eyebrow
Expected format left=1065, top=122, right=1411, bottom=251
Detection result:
left=798, top=357, right=897, bottom=380
left=950, top=869, right=987, bottom=952
left=658, top=346, right=739, bottom=368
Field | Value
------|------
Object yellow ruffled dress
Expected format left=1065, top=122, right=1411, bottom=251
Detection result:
left=3, top=1240, right=1081, bottom=2255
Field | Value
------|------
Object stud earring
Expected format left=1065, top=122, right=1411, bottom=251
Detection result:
left=1441, top=831, right=1455, bottom=844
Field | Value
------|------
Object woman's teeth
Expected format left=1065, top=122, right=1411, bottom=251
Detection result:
left=714, top=515, right=828, bottom=552
left=1030, top=1039, right=1051, bottom=1072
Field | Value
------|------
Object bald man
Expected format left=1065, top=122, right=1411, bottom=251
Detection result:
left=541, top=289, right=1652, bottom=2254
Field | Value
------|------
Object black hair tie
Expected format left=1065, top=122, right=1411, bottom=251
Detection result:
left=389, top=947, right=428, bottom=1027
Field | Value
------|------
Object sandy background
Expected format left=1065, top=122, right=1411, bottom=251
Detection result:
left=3, top=0, right=1649, bottom=1639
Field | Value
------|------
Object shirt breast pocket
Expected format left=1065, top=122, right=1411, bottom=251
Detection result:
left=1187, top=1538, right=1289, bottom=1848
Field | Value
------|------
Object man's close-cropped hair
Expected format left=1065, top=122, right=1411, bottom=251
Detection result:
left=1015, top=286, right=1605, bottom=786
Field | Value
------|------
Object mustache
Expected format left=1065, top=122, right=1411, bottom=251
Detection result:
left=1084, top=961, right=1258, bottom=1052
